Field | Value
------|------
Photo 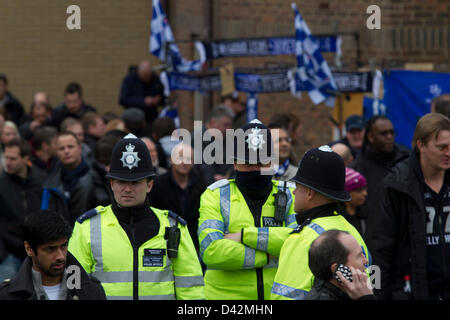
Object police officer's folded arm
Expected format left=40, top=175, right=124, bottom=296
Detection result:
left=241, top=226, right=295, bottom=257
left=198, top=190, right=268, bottom=271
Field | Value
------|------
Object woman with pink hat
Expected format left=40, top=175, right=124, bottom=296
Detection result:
left=341, top=167, right=368, bottom=237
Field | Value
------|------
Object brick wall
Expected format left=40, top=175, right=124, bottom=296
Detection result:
left=0, top=0, right=156, bottom=117
left=0, top=0, right=448, bottom=156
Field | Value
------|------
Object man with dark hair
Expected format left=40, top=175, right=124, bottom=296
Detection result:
left=306, top=229, right=374, bottom=300
left=0, top=74, right=25, bottom=126
left=81, top=111, right=106, bottom=152
left=368, top=113, right=450, bottom=300
left=0, top=138, right=47, bottom=281
left=122, top=107, right=147, bottom=137
left=50, top=82, right=97, bottom=129
left=43, top=132, right=90, bottom=225
left=60, top=117, right=94, bottom=167
left=350, top=115, right=409, bottom=226
left=0, top=210, right=106, bottom=300
left=119, top=60, right=165, bottom=125
left=30, top=126, right=59, bottom=177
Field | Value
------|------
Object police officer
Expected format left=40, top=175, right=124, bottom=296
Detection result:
left=270, top=145, right=370, bottom=300
left=198, top=119, right=297, bottom=300
left=68, top=133, right=204, bottom=300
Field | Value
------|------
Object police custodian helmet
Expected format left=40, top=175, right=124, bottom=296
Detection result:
left=105, top=133, right=156, bottom=181
left=229, top=119, right=275, bottom=165
left=291, top=145, right=351, bottom=202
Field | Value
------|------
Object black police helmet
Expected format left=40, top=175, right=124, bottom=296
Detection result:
left=105, top=133, right=156, bottom=181
left=290, top=145, right=351, bottom=202
left=229, top=119, right=275, bottom=165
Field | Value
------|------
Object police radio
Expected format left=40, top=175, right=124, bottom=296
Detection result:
left=274, top=181, right=288, bottom=223
left=165, top=216, right=181, bottom=259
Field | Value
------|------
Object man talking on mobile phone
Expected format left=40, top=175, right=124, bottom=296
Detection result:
left=306, top=229, right=376, bottom=300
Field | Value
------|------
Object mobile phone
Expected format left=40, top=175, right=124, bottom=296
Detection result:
left=334, top=264, right=353, bottom=283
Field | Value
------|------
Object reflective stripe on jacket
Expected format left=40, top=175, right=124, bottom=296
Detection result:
left=68, top=205, right=204, bottom=300
left=271, top=214, right=370, bottom=300
left=198, top=179, right=297, bottom=300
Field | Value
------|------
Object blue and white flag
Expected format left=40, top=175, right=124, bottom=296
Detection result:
left=159, top=106, right=180, bottom=128
left=150, top=0, right=205, bottom=72
left=291, top=3, right=337, bottom=107
left=246, top=93, right=258, bottom=123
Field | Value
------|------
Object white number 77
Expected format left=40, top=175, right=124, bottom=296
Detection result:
left=426, top=206, right=450, bottom=234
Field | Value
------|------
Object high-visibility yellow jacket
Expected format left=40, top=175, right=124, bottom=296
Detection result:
left=68, top=205, right=204, bottom=300
left=198, top=179, right=297, bottom=300
left=271, top=210, right=370, bottom=300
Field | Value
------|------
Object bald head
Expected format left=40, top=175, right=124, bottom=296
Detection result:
left=138, top=60, right=152, bottom=83
left=331, top=143, right=354, bottom=166
left=33, top=92, right=50, bottom=106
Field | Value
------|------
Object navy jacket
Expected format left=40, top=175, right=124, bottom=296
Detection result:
left=119, top=71, right=164, bottom=124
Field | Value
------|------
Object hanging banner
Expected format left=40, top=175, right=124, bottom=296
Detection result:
left=166, top=71, right=372, bottom=94
left=199, top=35, right=341, bottom=59
left=383, top=70, right=450, bottom=148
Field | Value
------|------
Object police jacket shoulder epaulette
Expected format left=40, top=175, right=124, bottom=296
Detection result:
left=207, top=179, right=230, bottom=191
left=167, top=210, right=187, bottom=226
left=76, top=207, right=106, bottom=224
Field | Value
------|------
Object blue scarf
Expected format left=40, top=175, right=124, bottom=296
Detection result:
left=274, top=159, right=290, bottom=177
left=61, top=160, right=89, bottom=197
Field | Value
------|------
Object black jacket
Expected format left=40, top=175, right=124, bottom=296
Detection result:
left=0, top=167, right=47, bottom=261
left=0, top=252, right=106, bottom=300
left=351, top=144, right=409, bottom=221
left=149, top=167, right=208, bottom=251
left=71, top=161, right=111, bottom=214
left=83, top=133, right=99, bottom=155
left=366, top=151, right=439, bottom=300
left=43, top=162, right=90, bottom=226
left=306, top=278, right=376, bottom=300
left=119, top=71, right=165, bottom=124
left=1, top=91, right=25, bottom=126
left=19, top=115, right=52, bottom=140
left=49, top=102, right=97, bottom=129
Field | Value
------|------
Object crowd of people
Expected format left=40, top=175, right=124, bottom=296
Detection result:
left=0, top=61, right=449, bottom=301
